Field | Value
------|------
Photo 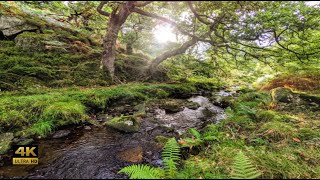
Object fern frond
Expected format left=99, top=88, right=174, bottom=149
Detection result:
left=188, top=128, right=202, bottom=139
left=119, top=164, right=164, bottom=179
left=231, top=151, right=261, bottom=179
left=162, top=138, right=181, bottom=178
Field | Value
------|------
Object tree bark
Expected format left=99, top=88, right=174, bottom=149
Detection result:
left=149, top=37, right=198, bottom=73
left=100, top=2, right=134, bottom=80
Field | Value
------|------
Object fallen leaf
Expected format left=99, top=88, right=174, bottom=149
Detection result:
left=178, top=139, right=186, bottom=145
left=292, top=138, right=301, bottom=143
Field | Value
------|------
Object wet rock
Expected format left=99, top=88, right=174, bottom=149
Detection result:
left=158, top=99, right=200, bottom=113
left=271, top=87, right=294, bottom=103
left=133, top=103, right=146, bottom=117
left=160, top=99, right=185, bottom=113
left=104, top=115, right=140, bottom=133
left=0, top=133, right=14, bottom=154
left=52, top=130, right=71, bottom=139
left=96, top=114, right=111, bottom=122
left=14, top=138, right=34, bottom=146
left=116, top=146, right=143, bottom=163
left=0, top=16, right=38, bottom=37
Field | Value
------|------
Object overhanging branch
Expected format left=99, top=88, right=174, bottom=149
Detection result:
left=97, top=1, right=110, bottom=16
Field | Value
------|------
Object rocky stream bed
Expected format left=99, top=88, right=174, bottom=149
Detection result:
left=0, top=91, right=236, bottom=179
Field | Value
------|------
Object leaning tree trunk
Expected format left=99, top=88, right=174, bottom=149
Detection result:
left=148, top=37, right=198, bottom=74
left=101, top=3, right=134, bottom=80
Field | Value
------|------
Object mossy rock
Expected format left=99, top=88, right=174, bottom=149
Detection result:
left=15, top=32, right=55, bottom=51
left=158, top=99, right=186, bottom=113
left=105, top=115, right=140, bottom=133
left=271, top=87, right=294, bottom=103
left=202, top=108, right=217, bottom=117
left=211, top=95, right=235, bottom=108
left=0, top=133, right=14, bottom=154
left=154, top=135, right=169, bottom=145
left=185, top=101, right=200, bottom=110
left=14, top=32, right=88, bottom=54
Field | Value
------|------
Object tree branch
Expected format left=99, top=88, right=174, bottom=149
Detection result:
left=97, top=1, right=110, bottom=16
left=134, top=1, right=153, bottom=7
left=149, top=37, right=198, bottom=70
left=187, top=1, right=211, bottom=25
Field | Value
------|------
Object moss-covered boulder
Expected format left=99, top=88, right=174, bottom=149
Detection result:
left=185, top=101, right=200, bottom=110
left=15, top=32, right=93, bottom=54
left=211, top=95, right=235, bottom=108
left=0, top=15, right=38, bottom=37
left=15, top=32, right=66, bottom=52
left=160, top=99, right=185, bottom=113
left=105, top=115, right=141, bottom=133
left=271, top=87, right=294, bottom=103
left=158, top=99, right=200, bottom=113
left=0, top=133, right=14, bottom=154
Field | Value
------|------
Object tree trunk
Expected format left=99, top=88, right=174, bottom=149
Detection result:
left=101, top=3, right=134, bottom=80
left=102, top=16, right=121, bottom=80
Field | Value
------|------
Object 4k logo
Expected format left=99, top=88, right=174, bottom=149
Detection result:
left=12, top=145, right=38, bottom=165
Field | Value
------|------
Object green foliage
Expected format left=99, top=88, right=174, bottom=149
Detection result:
left=119, top=138, right=181, bottom=179
left=0, top=83, right=199, bottom=137
left=162, top=138, right=181, bottom=178
left=230, top=151, right=261, bottom=179
left=119, top=164, right=164, bottom=179
left=180, top=128, right=220, bottom=149
left=22, top=120, right=54, bottom=137
left=259, top=121, right=297, bottom=142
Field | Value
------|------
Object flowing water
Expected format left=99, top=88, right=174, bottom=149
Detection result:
left=0, top=95, right=228, bottom=179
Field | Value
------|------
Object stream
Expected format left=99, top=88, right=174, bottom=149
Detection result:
left=0, top=94, right=232, bottom=179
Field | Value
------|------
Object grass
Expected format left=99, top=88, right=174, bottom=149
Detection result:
left=0, top=83, right=199, bottom=138
left=176, top=90, right=320, bottom=179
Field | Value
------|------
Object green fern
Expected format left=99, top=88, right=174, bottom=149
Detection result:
left=162, top=138, right=181, bottom=178
left=119, top=138, right=181, bottom=179
left=189, top=128, right=202, bottom=139
left=231, top=151, right=261, bottom=179
left=118, top=164, right=164, bottom=179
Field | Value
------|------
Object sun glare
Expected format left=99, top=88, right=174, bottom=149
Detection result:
left=153, top=24, right=176, bottom=43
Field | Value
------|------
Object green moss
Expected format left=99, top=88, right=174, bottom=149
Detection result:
left=186, top=77, right=222, bottom=91
left=105, top=115, right=140, bottom=133
left=41, top=101, right=88, bottom=126
left=298, top=128, right=320, bottom=140
left=271, top=87, right=294, bottom=103
left=154, top=136, right=170, bottom=145
left=19, top=120, right=54, bottom=138
left=255, top=110, right=282, bottom=122
left=259, top=121, right=297, bottom=142
left=0, top=83, right=199, bottom=138
left=0, top=133, right=14, bottom=154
